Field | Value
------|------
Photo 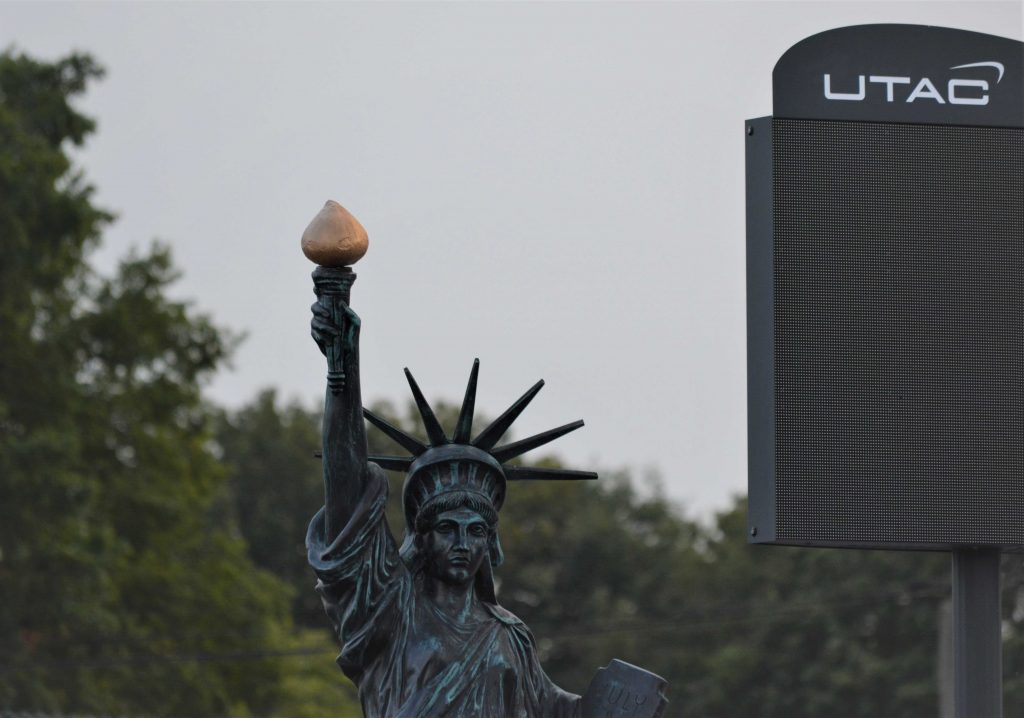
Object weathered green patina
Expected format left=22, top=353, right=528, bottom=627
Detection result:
left=306, top=265, right=666, bottom=717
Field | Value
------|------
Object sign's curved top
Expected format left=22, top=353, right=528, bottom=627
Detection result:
left=774, top=24, right=1023, bottom=127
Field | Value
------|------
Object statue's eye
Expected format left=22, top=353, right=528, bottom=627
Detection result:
left=469, top=524, right=487, bottom=537
left=434, top=521, right=455, bottom=534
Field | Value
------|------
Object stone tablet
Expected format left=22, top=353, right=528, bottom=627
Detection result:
left=581, top=659, right=669, bottom=717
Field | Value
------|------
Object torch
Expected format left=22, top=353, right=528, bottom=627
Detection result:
left=301, top=200, right=368, bottom=394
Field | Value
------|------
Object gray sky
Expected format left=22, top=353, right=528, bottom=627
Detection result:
left=1, top=1, right=1021, bottom=516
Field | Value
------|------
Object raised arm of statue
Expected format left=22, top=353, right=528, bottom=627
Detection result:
left=301, top=201, right=371, bottom=542
left=309, top=272, right=370, bottom=542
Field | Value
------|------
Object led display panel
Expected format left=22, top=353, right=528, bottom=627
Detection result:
left=746, top=25, right=1024, bottom=549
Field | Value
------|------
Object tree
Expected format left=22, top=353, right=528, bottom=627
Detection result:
left=682, top=500, right=950, bottom=717
left=215, top=390, right=326, bottom=627
left=0, top=49, right=316, bottom=717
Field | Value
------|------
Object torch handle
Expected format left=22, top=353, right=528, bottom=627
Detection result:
left=312, top=266, right=357, bottom=395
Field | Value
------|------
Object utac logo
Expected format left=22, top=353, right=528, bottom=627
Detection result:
left=823, top=61, right=1005, bottom=105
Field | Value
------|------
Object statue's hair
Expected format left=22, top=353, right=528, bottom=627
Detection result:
left=414, top=490, right=498, bottom=535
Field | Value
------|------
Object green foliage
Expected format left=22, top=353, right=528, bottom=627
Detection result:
left=0, top=49, right=341, bottom=718
left=216, top=391, right=326, bottom=627
left=684, top=502, right=948, bottom=717
left=270, top=629, right=361, bottom=718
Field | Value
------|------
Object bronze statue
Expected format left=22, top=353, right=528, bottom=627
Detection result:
left=301, top=202, right=667, bottom=717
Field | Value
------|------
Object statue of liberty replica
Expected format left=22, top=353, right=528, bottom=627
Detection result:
left=301, top=201, right=667, bottom=718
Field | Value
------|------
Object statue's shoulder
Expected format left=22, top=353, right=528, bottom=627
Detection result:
left=367, top=461, right=391, bottom=492
left=483, top=602, right=527, bottom=629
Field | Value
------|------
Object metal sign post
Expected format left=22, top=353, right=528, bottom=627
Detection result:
left=953, top=549, right=1002, bottom=718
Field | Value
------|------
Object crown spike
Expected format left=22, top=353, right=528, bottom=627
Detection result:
left=491, top=420, right=585, bottom=464
left=364, top=408, right=428, bottom=456
left=368, top=455, right=415, bottom=472
left=405, top=368, right=449, bottom=446
left=505, top=466, right=599, bottom=481
left=453, top=359, right=480, bottom=443
left=473, top=379, right=544, bottom=451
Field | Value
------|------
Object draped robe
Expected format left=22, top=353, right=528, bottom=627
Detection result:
left=306, top=465, right=581, bottom=718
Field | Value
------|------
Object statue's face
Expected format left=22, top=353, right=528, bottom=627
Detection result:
left=424, top=507, right=491, bottom=586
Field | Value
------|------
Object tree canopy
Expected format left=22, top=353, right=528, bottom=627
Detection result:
left=0, top=49, right=354, bottom=718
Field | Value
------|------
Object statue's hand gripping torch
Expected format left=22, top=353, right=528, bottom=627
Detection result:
left=301, top=201, right=369, bottom=395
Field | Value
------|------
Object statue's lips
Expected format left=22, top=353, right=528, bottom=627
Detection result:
left=448, top=555, right=470, bottom=567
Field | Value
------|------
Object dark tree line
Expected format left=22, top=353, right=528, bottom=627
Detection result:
left=6, top=48, right=1024, bottom=718
left=0, top=50, right=356, bottom=718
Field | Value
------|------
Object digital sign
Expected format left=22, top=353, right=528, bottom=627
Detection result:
left=746, top=25, right=1024, bottom=550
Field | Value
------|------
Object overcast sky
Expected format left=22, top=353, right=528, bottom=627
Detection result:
left=1, top=1, right=1021, bottom=517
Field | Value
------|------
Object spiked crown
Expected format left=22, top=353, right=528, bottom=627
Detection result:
left=364, top=359, right=598, bottom=535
